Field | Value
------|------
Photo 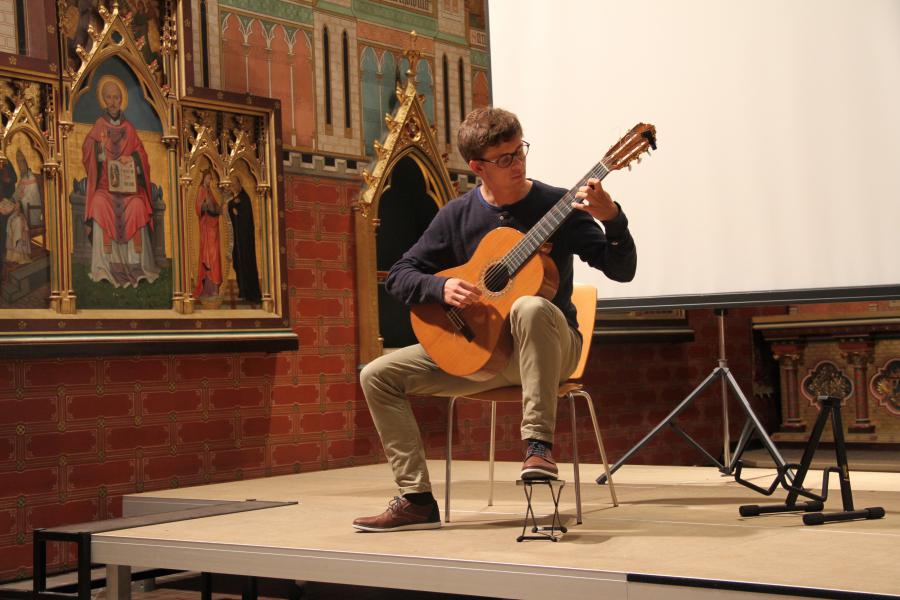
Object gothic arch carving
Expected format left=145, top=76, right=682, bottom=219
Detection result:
left=64, top=3, right=176, bottom=139
left=354, top=41, right=456, bottom=363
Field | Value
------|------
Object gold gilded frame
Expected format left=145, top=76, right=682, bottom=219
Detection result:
left=179, top=111, right=277, bottom=315
left=355, top=41, right=456, bottom=363
left=58, top=2, right=180, bottom=314
left=0, top=1, right=292, bottom=355
left=0, top=77, right=59, bottom=305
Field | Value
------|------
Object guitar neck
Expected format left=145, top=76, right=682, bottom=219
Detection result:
left=503, top=160, right=611, bottom=274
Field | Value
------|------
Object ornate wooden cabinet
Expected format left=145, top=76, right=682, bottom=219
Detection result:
left=753, top=306, right=900, bottom=443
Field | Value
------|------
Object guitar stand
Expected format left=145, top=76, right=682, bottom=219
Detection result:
left=737, top=396, right=885, bottom=525
left=516, top=479, right=567, bottom=542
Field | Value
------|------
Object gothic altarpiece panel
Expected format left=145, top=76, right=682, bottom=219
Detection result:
left=0, top=1, right=291, bottom=354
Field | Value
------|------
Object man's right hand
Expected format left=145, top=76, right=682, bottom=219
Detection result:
left=443, top=278, right=482, bottom=308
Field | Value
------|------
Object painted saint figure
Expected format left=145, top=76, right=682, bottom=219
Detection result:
left=82, top=78, right=159, bottom=287
left=226, top=178, right=262, bottom=304
left=2, top=151, right=43, bottom=265
left=12, top=150, right=42, bottom=227
left=0, top=199, right=31, bottom=265
left=193, top=171, right=222, bottom=299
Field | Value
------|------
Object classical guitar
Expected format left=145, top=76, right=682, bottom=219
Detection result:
left=410, top=123, right=657, bottom=380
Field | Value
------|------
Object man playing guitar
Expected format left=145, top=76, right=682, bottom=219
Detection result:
left=353, top=107, right=638, bottom=532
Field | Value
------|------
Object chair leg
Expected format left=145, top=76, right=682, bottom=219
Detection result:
left=489, top=401, right=497, bottom=506
left=446, top=396, right=457, bottom=523
left=580, top=391, right=619, bottom=507
left=569, top=394, right=582, bottom=524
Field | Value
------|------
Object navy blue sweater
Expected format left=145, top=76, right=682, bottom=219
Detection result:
left=385, top=179, right=637, bottom=331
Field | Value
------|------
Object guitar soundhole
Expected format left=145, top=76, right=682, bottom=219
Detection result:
left=483, top=263, right=510, bottom=293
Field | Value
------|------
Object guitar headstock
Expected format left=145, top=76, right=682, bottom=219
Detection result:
left=602, top=123, right=657, bottom=171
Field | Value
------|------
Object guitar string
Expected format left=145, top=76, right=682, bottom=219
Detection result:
left=484, top=163, right=607, bottom=290
left=446, top=157, right=615, bottom=328
left=502, top=162, right=609, bottom=271
left=481, top=161, right=610, bottom=291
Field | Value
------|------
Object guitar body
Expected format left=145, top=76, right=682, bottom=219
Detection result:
left=410, top=227, right=559, bottom=381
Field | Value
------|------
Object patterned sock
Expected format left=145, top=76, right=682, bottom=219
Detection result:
left=527, top=439, right=553, bottom=452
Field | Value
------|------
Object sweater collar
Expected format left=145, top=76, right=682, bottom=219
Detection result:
left=475, top=179, right=538, bottom=212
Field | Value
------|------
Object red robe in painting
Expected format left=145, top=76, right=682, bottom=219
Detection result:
left=81, top=114, right=154, bottom=248
left=192, top=184, right=222, bottom=298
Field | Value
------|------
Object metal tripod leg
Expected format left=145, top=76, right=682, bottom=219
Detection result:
left=729, top=420, right=756, bottom=469
left=597, top=366, right=788, bottom=485
left=596, top=367, right=724, bottom=484
left=723, top=368, right=787, bottom=473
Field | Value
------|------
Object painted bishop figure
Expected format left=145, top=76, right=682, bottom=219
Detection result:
left=81, top=78, right=160, bottom=287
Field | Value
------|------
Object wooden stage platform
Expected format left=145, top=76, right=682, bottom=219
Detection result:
left=81, top=461, right=899, bottom=599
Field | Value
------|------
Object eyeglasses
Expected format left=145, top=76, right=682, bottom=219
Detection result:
left=477, top=141, right=530, bottom=168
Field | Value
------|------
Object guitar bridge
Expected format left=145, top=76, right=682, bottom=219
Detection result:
left=445, top=308, right=476, bottom=342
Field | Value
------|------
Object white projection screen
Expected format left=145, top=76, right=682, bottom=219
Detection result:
left=487, top=0, right=900, bottom=309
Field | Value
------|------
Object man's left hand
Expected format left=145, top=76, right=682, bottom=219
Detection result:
left=573, top=177, right=619, bottom=221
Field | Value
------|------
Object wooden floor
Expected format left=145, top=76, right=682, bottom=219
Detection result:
left=51, top=461, right=900, bottom=599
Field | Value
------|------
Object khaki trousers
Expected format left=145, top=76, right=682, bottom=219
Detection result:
left=360, top=296, right=582, bottom=495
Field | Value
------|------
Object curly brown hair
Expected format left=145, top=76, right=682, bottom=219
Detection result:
left=457, top=107, right=523, bottom=163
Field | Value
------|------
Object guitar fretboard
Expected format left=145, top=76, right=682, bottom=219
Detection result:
left=498, top=160, right=611, bottom=278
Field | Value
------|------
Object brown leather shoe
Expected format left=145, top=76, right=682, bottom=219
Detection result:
left=352, top=496, right=441, bottom=532
left=520, top=443, right=559, bottom=480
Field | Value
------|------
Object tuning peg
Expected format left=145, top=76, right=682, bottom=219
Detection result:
left=627, top=164, right=632, bottom=171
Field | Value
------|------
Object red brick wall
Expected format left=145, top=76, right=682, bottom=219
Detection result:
left=0, top=174, right=371, bottom=581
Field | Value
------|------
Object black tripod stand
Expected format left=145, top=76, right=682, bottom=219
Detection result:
left=597, top=309, right=788, bottom=485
